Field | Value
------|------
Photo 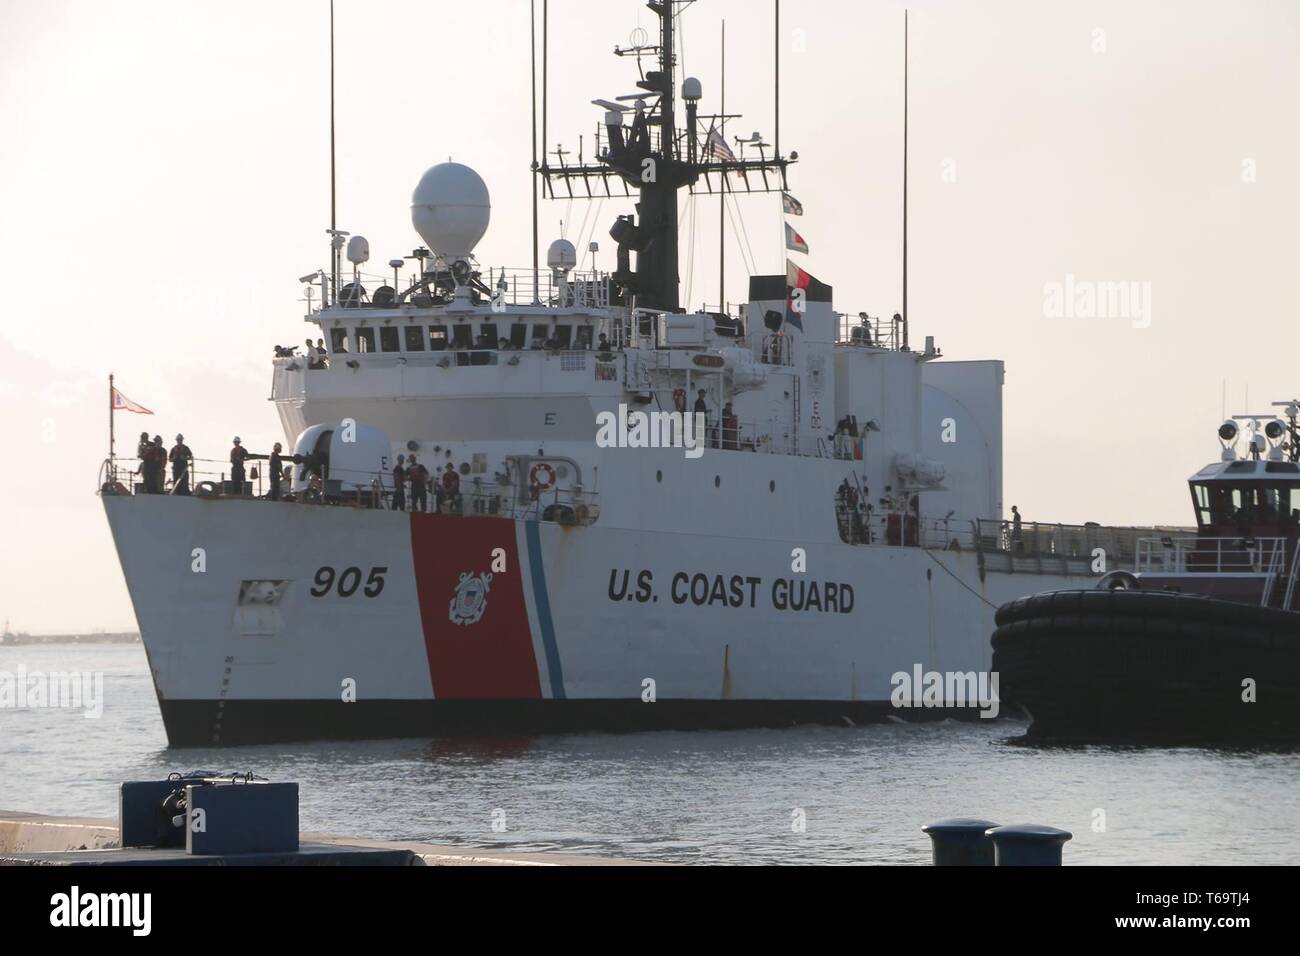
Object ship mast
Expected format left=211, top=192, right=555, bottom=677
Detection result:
left=539, top=0, right=794, bottom=312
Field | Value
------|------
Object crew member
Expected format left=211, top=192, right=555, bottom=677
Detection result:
left=391, top=454, right=407, bottom=512
left=169, top=434, right=193, bottom=496
left=140, top=435, right=166, bottom=494
left=230, top=436, right=248, bottom=493
left=1011, top=505, right=1023, bottom=553
left=137, top=431, right=151, bottom=461
left=407, top=455, right=429, bottom=513
left=833, top=417, right=853, bottom=459
left=442, top=463, right=461, bottom=513
left=268, top=442, right=285, bottom=501
left=722, top=402, right=739, bottom=450
left=305, top=338, right=322, bottom=369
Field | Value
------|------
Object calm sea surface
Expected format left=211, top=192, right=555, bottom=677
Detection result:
left=1, top=643, right=1297, bottom=865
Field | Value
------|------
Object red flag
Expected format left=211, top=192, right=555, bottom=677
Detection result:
left=785, top=258, right=814, bottom=332
left=111, top=387, right=153, bottom=415
left=784, top=222, right=809, bottom=254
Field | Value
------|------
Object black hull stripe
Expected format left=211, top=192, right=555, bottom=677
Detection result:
left=162, top=699, right=987, bottom=747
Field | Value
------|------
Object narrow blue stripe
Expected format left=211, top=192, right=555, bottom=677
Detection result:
left=525, top=519, right=565, bottom=699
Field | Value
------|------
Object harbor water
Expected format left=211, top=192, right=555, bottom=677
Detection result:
left=1, top=642, right=1296, bottom=865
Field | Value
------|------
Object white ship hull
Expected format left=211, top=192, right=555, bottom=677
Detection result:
left=103, top=494, right=1081, bottom=745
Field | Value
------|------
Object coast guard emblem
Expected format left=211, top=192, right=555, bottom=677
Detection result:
left=449, top=571, right=492, bottom=626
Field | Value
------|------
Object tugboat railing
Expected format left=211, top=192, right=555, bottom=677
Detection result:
left=1261, top=546, right=1285, bottom=606
left=1281, top=547, right=1300, bottom=611
left=1135, top=535, right=1289, bottom=576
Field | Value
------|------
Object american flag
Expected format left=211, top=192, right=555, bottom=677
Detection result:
left=111, top=386, right=153, bottom=415
left=705, top=128, right=736, bottom=163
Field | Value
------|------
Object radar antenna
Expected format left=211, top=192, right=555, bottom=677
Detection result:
left=538, top=0, right=795, bottom=311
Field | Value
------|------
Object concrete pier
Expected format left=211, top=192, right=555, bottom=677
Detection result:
left=0, top=810, right=646, bottom=867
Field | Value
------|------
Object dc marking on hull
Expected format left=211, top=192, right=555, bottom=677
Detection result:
left=449, top=571, right=493, bottom=626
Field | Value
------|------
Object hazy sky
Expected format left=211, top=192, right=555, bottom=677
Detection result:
left=1, top=0, right=1297, bottom=631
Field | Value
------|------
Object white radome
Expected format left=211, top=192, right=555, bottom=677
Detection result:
left=547, top=238, right=577, bottom=273
left=410, top=162, right=491, bottom=260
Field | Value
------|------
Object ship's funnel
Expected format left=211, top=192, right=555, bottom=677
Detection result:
left=410, top=162, right=491, bottom=261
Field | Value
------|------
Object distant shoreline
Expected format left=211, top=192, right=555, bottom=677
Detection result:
left=0, top=633, right=140, bottom=645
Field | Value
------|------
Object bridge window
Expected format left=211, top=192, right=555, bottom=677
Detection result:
left=479, top=322, right=499, bottom=348
left=554, top=324, right=572, bottom=348
left=330, top=327, right=348, bottom=352
left=355, top=327, right=376, bottom=353
left=451, top=324, right=473, bottom=350
left=509, top=323, right=527, bottom=349
left=1195, top=482, right=1299, bottom=527
left=428, top=325, right=448, bottom=351
left=531, top=325, right=548, bottom=349
left=404, top=326, right=425, bottom=351
left=379, top=327, right=400, bottom=352
left=575, top=325, right=593, bottom=350
left=1193, top=484, right=1212, bottom=527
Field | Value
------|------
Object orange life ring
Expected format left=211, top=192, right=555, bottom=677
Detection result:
left=529, top=462, right=557, bottom=492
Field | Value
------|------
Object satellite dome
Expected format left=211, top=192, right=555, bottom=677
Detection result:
left=346, top=235, right=370, bottom=266
left=410, top=162, right=491, bottom=260
left=547, top=238, right=577, bottom=273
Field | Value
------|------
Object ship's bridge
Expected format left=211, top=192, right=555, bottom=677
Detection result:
left=294, top=264, right=614, bottom=359
left=1187, top=459, right=1300, bottom=531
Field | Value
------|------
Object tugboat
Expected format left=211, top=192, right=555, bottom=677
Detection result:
left=993, top=403, right=1300, bottom=744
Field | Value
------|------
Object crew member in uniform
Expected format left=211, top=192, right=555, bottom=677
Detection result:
left=230, top=436, right=248, bottom=493
left=391, top=454, right=407, bottom=512
left=407, top=455, right=428, bottom=512
left=441, top=463, right=461, bottom=513
left=268, top=442, right=285, bottom=501
left=169, top=433, right=193, bottom=496
left=140, top=435, right=166, bottom=494
left=722, top=402, right=738, bottom=450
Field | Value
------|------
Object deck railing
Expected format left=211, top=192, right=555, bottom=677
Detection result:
left=1135, top=535, right=1289, bottom=574
left=835, top=312, right=904, bottom=351
left=974, top=519, right=1195, bottom=567
left=98, top=456, right=599, bottom=526
left=316, top=267, right=612, bottom=312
